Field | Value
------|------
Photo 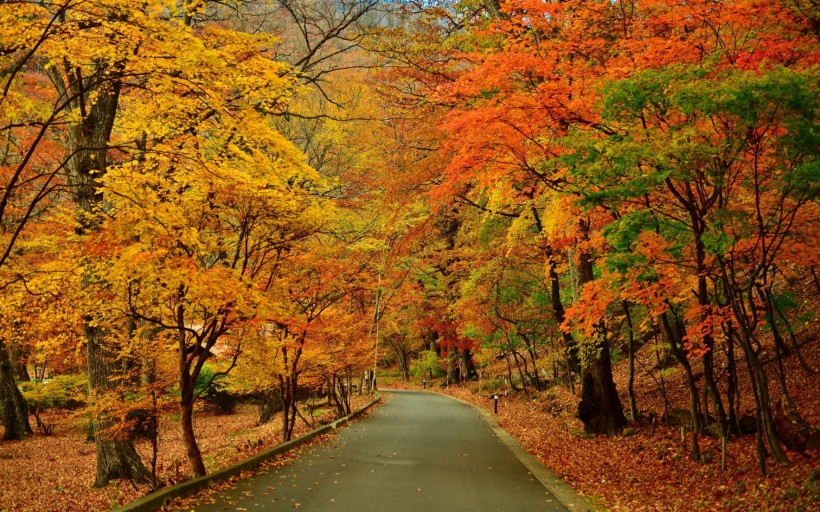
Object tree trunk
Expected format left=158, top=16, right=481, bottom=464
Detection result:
left=575, top=222, right=626, bottom=435
left=511, top=350, right=529, bottom=392
left=743, top=341, right=790, bottom=468
left=279, top=342, right=302, bottom=442
left=503, top=352, right=521, bottom=391
left=176, top=304, right=209, bottom=479
left=327, top=374, right=344, bottom=417
left=661, top=310, right=702, bottom=461
left=725, top=326, right=741, bottom=435
left=460, top=347, right=476, bottom=381
left=530, top=206, right=580, bottom=375
left=340, top=371, right=352, bottom=415
left=55, top=62, right=151, bottom=486
left=577, top=336, right=627, bottom=434
left=446, top=349, right=460, bottom=384
left=180, top=396, right=206, bottom=478
left=0, top=337, right=32, bottom=440
left=622, top=301, right=639, bottom=422
left=281, top=378, right=298, bottom=442
left=519, top=332, right=542, bottom=389
left=391, top=338, right=410, bottom=381
left=10, top=345, right=30, bottom=382
left=688, top=196, right=728, bottom=440
left=703, top=349, right=728, bottom=436
left=544, top=244, right=580, bottom=374
left=719, top=269, right=790, bottom=471
left=86, top=327, right=151, bottom=486
left=258, top=388, right=283, bottom=425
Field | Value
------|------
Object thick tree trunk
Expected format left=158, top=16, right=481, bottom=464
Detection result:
left=54, top=63, right=150, bottom=485
left=446, top=349, right=460, bottom=384
left=10, top=345, right=30, bottom=382
left=0, top=337, right=32, bottom=440
left=258, top=388, right=283, bottom=425
left=577, top=336, right=627, bottom=434
left=575, top=222, right=626, bottom=435
left=86, top=327, right=151, bottom=486
left=460, top=347, right=476, bottom=381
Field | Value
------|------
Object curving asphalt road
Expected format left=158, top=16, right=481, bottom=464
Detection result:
left=195, top=390, right=581, bottom=512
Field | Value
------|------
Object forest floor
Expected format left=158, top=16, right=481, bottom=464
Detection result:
left=0, top=395, right=373, bottom=512
left=433, top=338, right=820, bottom=512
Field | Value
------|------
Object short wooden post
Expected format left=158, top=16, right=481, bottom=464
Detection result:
left=721, top=436, right=727, bottom=472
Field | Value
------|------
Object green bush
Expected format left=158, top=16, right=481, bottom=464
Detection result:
left=479, top=378, right=504, bottom=393
left=21, top=374, right=88, bottom=410
left=410, top=350, right=444, bottom=379
left=196, top=365, right=237, bottom=414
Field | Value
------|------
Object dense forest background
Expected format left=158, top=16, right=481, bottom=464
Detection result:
left=0, top=0, right=817, bottom=510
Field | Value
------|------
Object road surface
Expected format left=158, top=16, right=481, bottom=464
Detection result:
left=195, top=390, right=574, bottom=511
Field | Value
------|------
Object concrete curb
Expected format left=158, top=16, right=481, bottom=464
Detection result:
left=436, top=391, right=600, bottom=512
left=112, top=396, right=381, bottom=512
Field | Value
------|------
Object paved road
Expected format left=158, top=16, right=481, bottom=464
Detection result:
left=195, top=390, right=571, bottom=511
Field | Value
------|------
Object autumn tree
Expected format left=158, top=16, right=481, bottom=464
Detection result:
left=375, top=0, right=817, bottom=446
left=93, top=19, right=323, bottom=478
left=1, top=0, right=330, bottom=483
left=571, top=65, right=819, bottom=467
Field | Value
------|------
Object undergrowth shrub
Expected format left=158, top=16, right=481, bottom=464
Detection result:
left=20, top=374, right=88, bottom=435
left=410, top=350, right=444, bottom=379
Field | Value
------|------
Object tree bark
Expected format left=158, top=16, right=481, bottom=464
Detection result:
left=545, top=244, right=580, bottom=374
left=622, top=301, right=638, bottom=422
left=279, top=341, right=303, bottom=442
left=86, top=326, right=151, bottom=486
left=175, top=303, right=214, bottom=479
left=10, top=344, right=30, bottom=382
left=577, top=336, right=627, bottom=434
left=718, top=265, right=790, bottom=471
left=575, top=225, right=626, bottom=435
left=180, top=398, right=206, bottom=477
left=258, top=388, right=283, bottom=425
left=660, top=310, right=702, bottom=461
left=0, top=337, right=32, bottom=440
left=725, top=325, right=741, bottom=435
left=460, top=347, right=476, bottom=381
left=62, top=70, right=151, bottom=485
